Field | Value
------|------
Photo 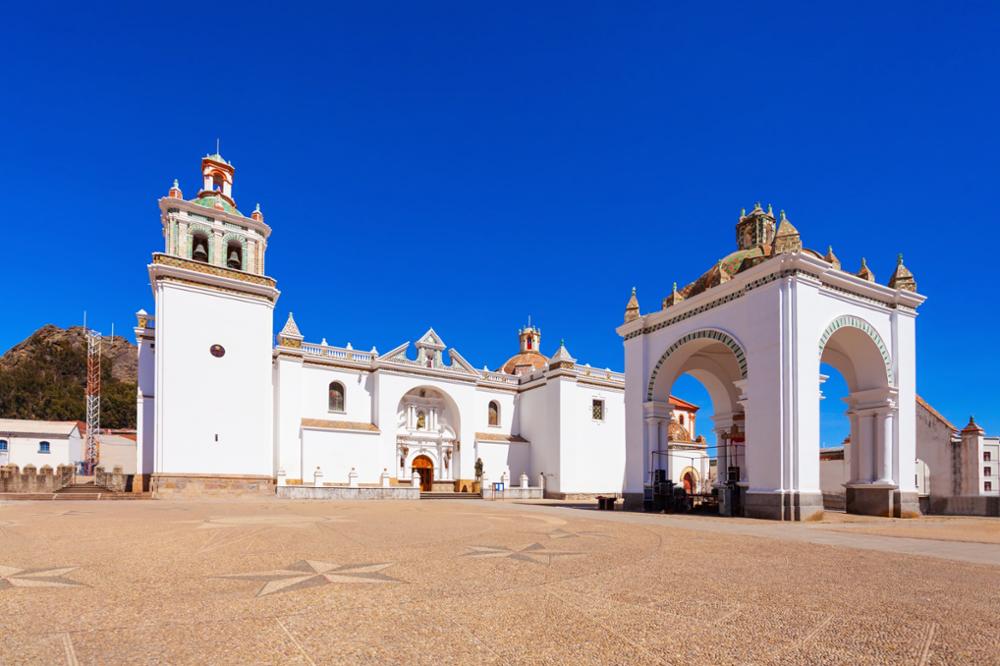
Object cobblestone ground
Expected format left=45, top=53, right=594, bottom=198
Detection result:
left=0, top=499, right=998, bottom=665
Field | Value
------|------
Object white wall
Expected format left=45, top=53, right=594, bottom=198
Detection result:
left=301, top=427, right=382, bottom=484
left=3, top=434, right=77, bottom=468
left=155, top=282, right=274, bottom=476
left=475, top=440, right=530, bottom=486
left=559, top=381, right=626, bottom=494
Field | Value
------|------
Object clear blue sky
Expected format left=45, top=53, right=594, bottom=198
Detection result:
left=2, top=2, right=997, bottom=442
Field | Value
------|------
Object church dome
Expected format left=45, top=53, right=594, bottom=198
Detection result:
left=500, top=351, right=548, bottom=376
left=499, top=320, right=548, bottom=375
left=191, top=192, right=241, bottom=215
left=668, top=421, right=691, bottom=442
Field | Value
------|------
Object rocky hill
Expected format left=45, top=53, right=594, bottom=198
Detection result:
left=0, top=325, right=138, bottom=428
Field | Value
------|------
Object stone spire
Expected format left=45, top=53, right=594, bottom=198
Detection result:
left=548, top=339, right=576, bottom=370
left=962, top=415, right=984, bottom=434
left=277, top=312, right=303, bottom=348
left=168, top=178, right=183, bottom=199
left=773, top=210, right=802, bottom=254
left=856, top=257, right=875, bottom=283
left=624, top=288, right=640, bottom=323
left=888, top=253, right=917, bottom=292
left=661, top=282, right=684, bottom=310
left=824, top=245, right=841, bottom=270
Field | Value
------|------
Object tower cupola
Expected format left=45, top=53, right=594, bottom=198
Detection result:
left=199, top=150, right=236, bottom=208
left=518, top=317, right=541, bottom=352
left=735, top=202, right=777, bottom=250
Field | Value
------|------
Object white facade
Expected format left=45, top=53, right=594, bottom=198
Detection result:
left=0, top=419, right=82, bottom=469
left=617, top=205, right=925, bottom=519
left=139, top=154, right=698, bottom=498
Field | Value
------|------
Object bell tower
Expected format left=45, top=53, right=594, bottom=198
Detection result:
left=735, top=202, right=777, bottom=250
left=518, top=318, right=541, bottom=352
left=136, top=151, right=279, bottom=496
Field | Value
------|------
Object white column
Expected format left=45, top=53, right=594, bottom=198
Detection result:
left=715, top=431, right=729, bottom=486
left=644, top=418, right=658, bottom=484
left=857, top=411, right=875, bottom=483
left=877, top=410, right=894, bottom=484
left=847, top=408, right=860, bottom=483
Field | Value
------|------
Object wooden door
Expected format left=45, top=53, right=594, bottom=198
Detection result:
left=412, top=455, right=434, bottom=492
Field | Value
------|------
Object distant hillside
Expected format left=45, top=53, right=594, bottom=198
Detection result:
left=0, top=325, right=137, bottom=428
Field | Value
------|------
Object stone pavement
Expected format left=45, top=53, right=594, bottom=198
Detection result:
left=1, top=498, right=998, bottom=665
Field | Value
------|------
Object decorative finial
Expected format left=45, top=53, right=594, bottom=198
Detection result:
left=672, top=281, right=678, bottom=292
left=741, top=207, right=746, bottom=217
left=216, top=137, right=220, bottom=154
left=631, top=286, right=636, bottom=295
left=861, top=257, right=868, bottom=268
left=560, top=338, right=565, bottom=347
left=897, top=253, right=904, bottom=265
left=780, top=209, right=786, bottom=220
left=255, top=202, right=261, bottom=212
left=172, top=178, right=179, bottom=188
left=767, top=203, right=773, bottom=215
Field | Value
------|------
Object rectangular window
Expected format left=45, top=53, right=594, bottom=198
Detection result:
left=38, top=442, right=50, bottom=454
left=0, top=440, right=7, bottom=451
left=592, top=399, right=605, bottom=421
left=986, top=467, right=992, bottom=477
left=985, top=452, right=992, bottom=462
left=986, top=481, right=993, bottom=492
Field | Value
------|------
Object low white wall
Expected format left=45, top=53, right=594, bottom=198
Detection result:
left=4, top=435, right=76, bottom=469
left=278, top=486, right=419, bottom=500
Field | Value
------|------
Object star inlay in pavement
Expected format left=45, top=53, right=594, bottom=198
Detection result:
left=0, top=565, right=84, bottom=590
left=462, top=543, right=582, bottom=565
left=219, top=560, right=398, bottom=597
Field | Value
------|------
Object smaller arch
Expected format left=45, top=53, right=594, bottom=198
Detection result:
left=189, top=225, right=212, bottom=263
left=328, top=381, right=345, bottom=412
left=818, top=315, right=893, bottom=386
left=679, top=466, right=700, bottom=493
left=647, top=328, right=747, bottom=402
left=488, top=401, right=500, bottom=427
left=221, top=233, right=247, bottom=271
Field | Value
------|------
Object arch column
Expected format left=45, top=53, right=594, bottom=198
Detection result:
left=845, top=388, right=904, bottom=516
left=643, top=401, right=671, bottom=485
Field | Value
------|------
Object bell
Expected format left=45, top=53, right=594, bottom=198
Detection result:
left=192, top=241, right=208, bottom=262
left=227, top=250, right=241, bottom=269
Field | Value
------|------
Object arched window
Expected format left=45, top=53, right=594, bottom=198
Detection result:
left=417, top=411, right=426, bottom=430
left=679, top=414, right=685, bottom=425
left=226, top=239, right=243, bottom=270
left=212, top=172, right=225, bottom=191
left=328, top=382, right=345, bottom=412
left=191, top=231, right=210, bottom=263
left=488, top=401, right=500, bottom=427
left=38, top=441, right=51, bottom=454
left=0, top=439, right=8, bottom=452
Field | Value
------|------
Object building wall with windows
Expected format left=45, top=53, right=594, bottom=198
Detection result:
left=0, top=420, right=82, bottom=469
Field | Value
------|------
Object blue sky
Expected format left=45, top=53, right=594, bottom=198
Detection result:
left=1, top=2, right=997, bottom=442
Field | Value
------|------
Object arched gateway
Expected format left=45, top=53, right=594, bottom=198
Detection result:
left=618, top=204, right=925, bottom=520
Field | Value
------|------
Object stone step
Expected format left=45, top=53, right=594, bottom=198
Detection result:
left=420, top=492, right=482, bottom=500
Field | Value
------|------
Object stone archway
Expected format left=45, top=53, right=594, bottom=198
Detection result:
left=412, top=455, right=434, bottom=492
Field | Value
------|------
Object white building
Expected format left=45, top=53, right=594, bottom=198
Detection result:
left=135, top=153, right=708, bottom=498
left=0, top=419, right=82, bottom=469
left=618, top=203, right=926, bottom=520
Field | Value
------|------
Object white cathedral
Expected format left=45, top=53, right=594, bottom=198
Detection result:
left=134, top=153, right=708, bottom=499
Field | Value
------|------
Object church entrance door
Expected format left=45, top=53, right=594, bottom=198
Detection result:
left=412, top=455, right=434, bottom=492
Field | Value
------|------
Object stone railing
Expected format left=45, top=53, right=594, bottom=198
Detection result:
left=479, top=371, right=519, bottom=387
left=95, top=466, right=127, bottom=493
left=0, top=464, right=75, bottom=493
left=301, top=343, right=376, bottom=363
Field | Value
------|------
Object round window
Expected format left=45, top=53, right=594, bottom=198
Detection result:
left=210, top=344, right=226, bottom=358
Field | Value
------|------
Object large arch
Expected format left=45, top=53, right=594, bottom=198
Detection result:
left=818, top=314, right=900, bottom=516
left=395, top=386, right=461, bottom=490
left=643, top=329, right=748, bottom=514
left=818, top=315, right=893, bottom=387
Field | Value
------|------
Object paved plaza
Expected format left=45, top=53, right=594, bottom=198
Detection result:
left=1, top=499, right=998, bottom=665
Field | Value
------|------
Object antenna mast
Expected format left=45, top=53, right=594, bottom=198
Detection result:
left=85, top=328, right=102, bottom=474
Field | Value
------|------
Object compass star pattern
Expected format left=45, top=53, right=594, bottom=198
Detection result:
left=0, top=565, right=84, bottom=590
left=218, top=560, right=398, bottom=597
left=462, top=543, right=581, bottom=565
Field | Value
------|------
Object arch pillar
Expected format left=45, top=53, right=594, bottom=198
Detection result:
left=643, top=401, right=671, bottom=484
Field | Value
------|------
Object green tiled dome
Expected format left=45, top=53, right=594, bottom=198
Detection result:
left=190, top=193, right=241, bottom=216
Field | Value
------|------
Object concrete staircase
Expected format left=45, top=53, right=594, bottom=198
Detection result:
left=420, top=491, right=481, bottom=500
